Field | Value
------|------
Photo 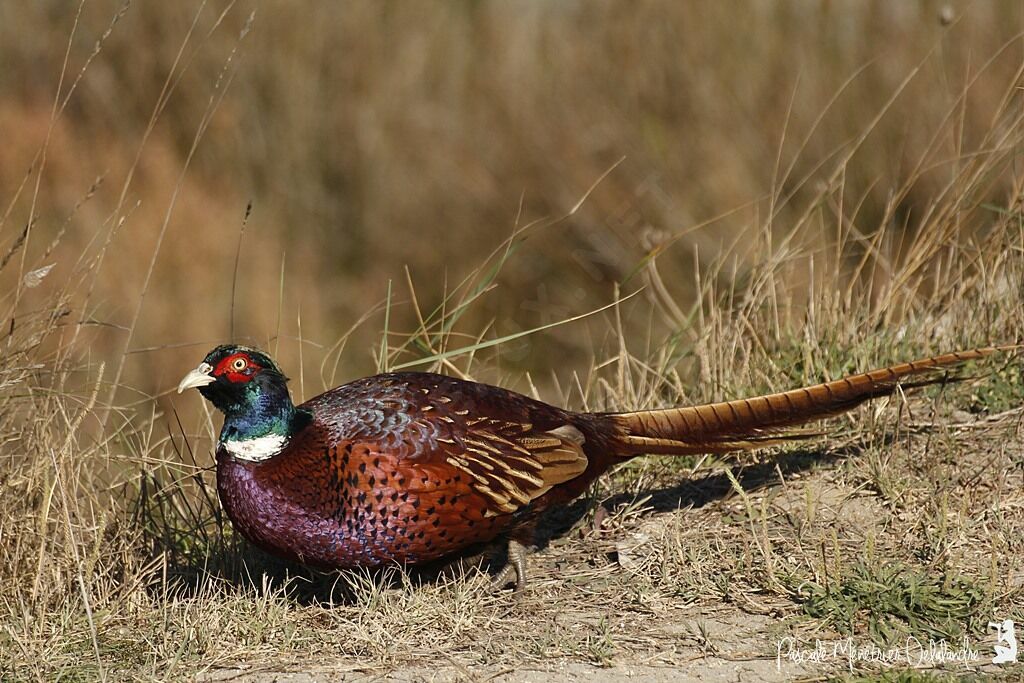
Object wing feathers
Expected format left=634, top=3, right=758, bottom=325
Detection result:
left=442, top=423, right=589, bottom=516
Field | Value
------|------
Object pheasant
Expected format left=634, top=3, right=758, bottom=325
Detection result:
left=178, top=344, right=1012, bottom=590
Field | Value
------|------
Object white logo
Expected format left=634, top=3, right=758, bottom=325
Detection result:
left=990, top=619, right=1018, bottom=665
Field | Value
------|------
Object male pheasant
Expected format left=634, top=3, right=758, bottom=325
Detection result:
left=178, top=344, right=1011, bottom=590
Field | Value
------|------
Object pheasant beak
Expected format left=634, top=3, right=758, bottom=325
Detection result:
left=177, top=362, right=216, bottom=393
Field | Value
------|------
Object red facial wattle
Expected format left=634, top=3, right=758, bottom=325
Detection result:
left=213, top=353, right=257, bottom=384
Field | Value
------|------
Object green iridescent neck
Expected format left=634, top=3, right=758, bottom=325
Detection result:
left=219, top=377, right=297, bottom=443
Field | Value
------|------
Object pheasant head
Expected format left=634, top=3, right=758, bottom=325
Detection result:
left=178, top=345, right=307, bottom=461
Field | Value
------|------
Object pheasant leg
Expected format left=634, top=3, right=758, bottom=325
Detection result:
left=491, top=538, right=529, bottom=592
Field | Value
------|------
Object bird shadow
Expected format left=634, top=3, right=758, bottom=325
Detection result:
left=533, top=445, right=851, bottom=551
left=149, top=444, right=857, bottom=605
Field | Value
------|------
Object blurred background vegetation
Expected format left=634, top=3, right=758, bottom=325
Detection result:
left=1, top=0, right=1022, bottom=401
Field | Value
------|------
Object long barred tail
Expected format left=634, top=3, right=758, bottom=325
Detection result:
left=609, top=346, right=1018, bottom=456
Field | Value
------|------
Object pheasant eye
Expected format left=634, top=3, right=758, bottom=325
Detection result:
left=231, top=357, right=247, bottom=372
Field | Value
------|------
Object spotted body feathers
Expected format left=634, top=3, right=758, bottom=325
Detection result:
left=215, top=373, right=610, bottom=568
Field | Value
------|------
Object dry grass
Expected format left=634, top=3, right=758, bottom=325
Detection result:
left=2, top=2, right=1024, bottom=681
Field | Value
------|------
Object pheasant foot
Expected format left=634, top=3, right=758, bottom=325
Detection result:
left=491, top=538, right=529, bottom=592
